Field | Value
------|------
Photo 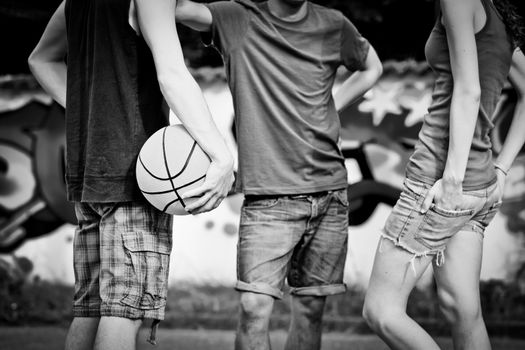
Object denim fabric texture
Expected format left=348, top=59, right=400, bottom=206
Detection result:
left=382, top=178, right=502, bottom=263
left=236, top=189, right=349, bottom=299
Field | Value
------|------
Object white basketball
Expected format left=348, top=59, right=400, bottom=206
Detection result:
left=136, top=125, right=210, bottom=215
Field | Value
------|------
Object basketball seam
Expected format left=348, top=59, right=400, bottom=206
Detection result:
left=138, top=140, right=198, bottom=181
left=140, top=174, right=206, bottom=196
left=162, top=127, right=186, bottom=211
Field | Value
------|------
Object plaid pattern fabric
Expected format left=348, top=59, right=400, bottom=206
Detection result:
left=72, top=201, right=172, bottom=320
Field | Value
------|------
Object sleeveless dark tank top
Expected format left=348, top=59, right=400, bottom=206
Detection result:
left=65, top=0, right=168, bottom=202
left=406, top=0, right=514, bottom=190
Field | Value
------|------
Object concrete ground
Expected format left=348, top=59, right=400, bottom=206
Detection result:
left=1, top=327, right=525, bottom=350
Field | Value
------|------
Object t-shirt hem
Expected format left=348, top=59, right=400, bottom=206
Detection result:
left=405, top=168, right=497, bottom=192
left=67, top=176, right=143, bottom=203
left=240, top=181, right=348, bottom=196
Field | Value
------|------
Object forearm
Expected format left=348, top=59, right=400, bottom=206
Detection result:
left=158, top=68, right=232, bottom=164
left=443, top=91, right=480, bottom=183
left=495, top=97, right=525, bottom=170
left=336, top=46, right=382, bottom=111
left=28, top=60, right=67, bottom=107
left=334, top=69, right=381, bottom=111
left=136, top=0, right=229, bottom=165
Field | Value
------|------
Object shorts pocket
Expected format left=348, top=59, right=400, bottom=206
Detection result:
left=415, top=204, right=475, bottom=250
left=121, top=231, right=172, bottom=310
left=332, top=189, right=349, bottom=207
left=476, top=200, right=503, bottom=229
left=403, top=178, right=428, bottom=200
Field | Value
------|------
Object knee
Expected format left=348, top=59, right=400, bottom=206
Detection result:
left=362, top=296, right=398, bottom=335
left=239, top=292, right=274, bottom=322
left=437, top=288, right=481, bottom=325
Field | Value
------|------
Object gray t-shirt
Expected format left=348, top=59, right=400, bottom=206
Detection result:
left=206, top=0, right=370, bottom=195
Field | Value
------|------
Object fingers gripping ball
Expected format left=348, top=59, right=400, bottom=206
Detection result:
left=136, top=125, right=210, bottom=215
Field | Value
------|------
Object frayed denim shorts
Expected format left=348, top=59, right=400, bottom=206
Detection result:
left=382, top=178, right=501, bottom=265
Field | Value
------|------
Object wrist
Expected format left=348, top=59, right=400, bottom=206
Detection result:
left=442, top=173, right=463, bottom=187
left=493, top=162, right=509, bottom=176
left=209, top=149, right=234, bottom=168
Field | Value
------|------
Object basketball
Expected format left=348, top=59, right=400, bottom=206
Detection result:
left=136, top=124, right=210, bottom=215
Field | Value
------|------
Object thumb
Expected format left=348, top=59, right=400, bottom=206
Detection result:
left=420, top=186, right=435, bottom=214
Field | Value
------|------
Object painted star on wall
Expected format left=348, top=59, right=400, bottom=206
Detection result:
left=398, top=90, right=432, bottom=127
left=358, top=81, right=404, bottom=126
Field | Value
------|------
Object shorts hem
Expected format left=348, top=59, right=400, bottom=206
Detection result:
left=289, top=283, right=346, bottom=296
left=72, top=308, right=101, bottom=318
left=97, top=305, right=165, bottom=320
left=462, top=223, right=485, bottom=237
left=235, top=281, right=284, bottom=299
left=380, top=233, right=447, bottom=269
left=381, top=231, right=443, bottom=257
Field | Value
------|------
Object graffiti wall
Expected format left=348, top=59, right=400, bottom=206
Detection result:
left=1, top=63, right=524, bottom=290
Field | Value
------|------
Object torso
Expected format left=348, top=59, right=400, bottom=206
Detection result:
left=64, top=0, right=168, bottom=202
left=406, top=0, right=514, bottom=190
left=217, top=1, right=356, bottom=195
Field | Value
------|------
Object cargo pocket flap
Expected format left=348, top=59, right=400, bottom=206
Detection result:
left=122, top=231, right=171, bottom=255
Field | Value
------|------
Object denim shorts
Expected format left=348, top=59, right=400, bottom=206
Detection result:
left=73, top=201, right=173, bottom=321
left=382, top=177, right=502, bottom=263
left=236, top=189, right=349, bottom=299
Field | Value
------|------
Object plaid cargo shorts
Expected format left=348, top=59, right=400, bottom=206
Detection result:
left=72, top=201, right=173, bottom=320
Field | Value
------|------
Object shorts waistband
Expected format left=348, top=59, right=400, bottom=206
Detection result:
left=245, top=190, right=340, bottom=201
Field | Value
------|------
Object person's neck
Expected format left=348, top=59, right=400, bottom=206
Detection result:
left=267, top=0, right=308, bottom=21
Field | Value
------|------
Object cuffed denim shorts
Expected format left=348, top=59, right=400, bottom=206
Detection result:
left=382, top=177, right=502, bottom=264
left=73, top=201, right=173, bottom=321
left=236, top=189, right=349, bottom=299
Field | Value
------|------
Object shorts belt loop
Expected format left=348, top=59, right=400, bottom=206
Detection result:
left=147, top=319, right=160, bottom=345
left=435, top=250, right=445, bottom=267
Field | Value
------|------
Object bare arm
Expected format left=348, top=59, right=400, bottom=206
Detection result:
left=421, top=0, right=482, bottom=211
left=494, top=48, right=525, bottom=174
left=28, top=1, right=67, bottom=107
left=135, top=0, right=233, bottom=213
left=175, top=0, right=212, bottom=32
left=441, top=0, right=481, bottom=186
left=334, top=46, right=383, bottom=112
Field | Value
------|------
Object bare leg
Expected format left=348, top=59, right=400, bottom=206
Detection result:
left=434, top=230, right=491, bottom=350
left=363, top=239, right=440, bottom=350
left=235, top=292, right=275, bottom=350
left=94, top=316, right=142, bottom=350
left=284, top=295, right=326, bottom=350
left=65, top=317, right=100, bottom=350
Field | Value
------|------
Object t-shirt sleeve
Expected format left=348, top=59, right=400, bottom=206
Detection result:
left=340, top=16, right=370, bottom=71
left=203, top=1, right=249, bottom=55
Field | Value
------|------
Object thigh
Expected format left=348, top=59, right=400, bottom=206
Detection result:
left=98, top=201, right=173, bottom=320
left=237, top=196, right=307, bottom=298
left=288, top=189, right=348, bottom=294
left=433, top=229, right=484, bottom=303
left=72, top=202, right=102, bottom=317
left=366, top=238, right=434, bottom=311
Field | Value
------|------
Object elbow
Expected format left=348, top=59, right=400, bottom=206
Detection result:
left=364, top=62, right=383, bottom=88
left=364, top=55, right=383, bottom=85
left=157, top=67, right=196, bottom=96
left=373, top=62, right=383, bottom=82
left=27, top=50, right=38, bottom=74
left=455, top=85, right=481, bottom=103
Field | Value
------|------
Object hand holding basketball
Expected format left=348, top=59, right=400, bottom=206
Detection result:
left=182, top=158, right=235, bottom=214
left=136, top=124, right=234, bottom=215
